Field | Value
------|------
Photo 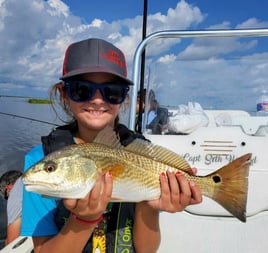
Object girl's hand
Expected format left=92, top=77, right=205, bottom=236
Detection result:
left=63, top=171, right=113, bottom=221
left=147, top=169, right=202, bottom=212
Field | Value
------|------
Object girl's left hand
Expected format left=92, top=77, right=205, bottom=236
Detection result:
left=147, top=169, right=202, bottom=212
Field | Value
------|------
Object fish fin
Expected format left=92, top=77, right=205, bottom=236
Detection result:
left=97, top=161, right=125, bottom=177
left=94, top=125, right=192, bottom=173
left=93, top=125, right=123, bottom=149
left=125, top=138, right=192, bottom=173
left=204, top=153, right=251, bottom=222
left=108, top=164, right=125, bottom=177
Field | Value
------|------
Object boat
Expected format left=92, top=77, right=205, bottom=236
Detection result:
left=0, top=236, right=33, bottom=253
left=1, top=28, right=268, bottom=252
left=129, top=28, right=268, bottom=253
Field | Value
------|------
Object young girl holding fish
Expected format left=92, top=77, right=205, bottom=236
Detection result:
left=21, top=38, right=202, bottom=253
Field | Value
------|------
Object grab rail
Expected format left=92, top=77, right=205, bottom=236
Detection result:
left=128, top=28, right=268, bottom=130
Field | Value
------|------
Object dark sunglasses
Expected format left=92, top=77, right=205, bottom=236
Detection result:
left=64, top=80, right=129, bottom=104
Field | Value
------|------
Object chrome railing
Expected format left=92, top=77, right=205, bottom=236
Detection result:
left=129, top=28, right=268, bottom=130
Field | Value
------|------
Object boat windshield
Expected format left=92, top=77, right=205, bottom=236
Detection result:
left=129, top=34, right=268, bottom=134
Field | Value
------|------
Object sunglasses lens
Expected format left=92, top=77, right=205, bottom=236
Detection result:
left=68, top=81, right=93, bottom=102
left=103, top=85, right=128, bottom=104
left=65, top=81, right=128, bottom=104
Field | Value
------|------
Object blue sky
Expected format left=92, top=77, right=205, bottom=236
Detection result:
left=61, top=1, right=267, bottom=27
left=0, top=0, right=268, bottom=112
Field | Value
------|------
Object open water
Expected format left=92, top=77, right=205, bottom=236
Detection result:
left=0, top=96, right=130, bottom=249
left=0, top=97, right=64, bottom=249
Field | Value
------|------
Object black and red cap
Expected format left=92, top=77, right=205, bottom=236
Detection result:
left=60, top=38, right=133, bottom=85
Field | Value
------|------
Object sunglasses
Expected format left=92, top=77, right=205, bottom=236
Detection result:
left=64, top=80, right=129, bottom=104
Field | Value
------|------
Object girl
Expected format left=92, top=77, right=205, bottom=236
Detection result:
left=21, top=38, right=202, bottom=253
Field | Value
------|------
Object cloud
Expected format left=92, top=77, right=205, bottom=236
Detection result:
left=147, top=40, right=268, bottom=114
left=236, top=18, right=268, bottom=29
left=0, top=0, right=205, bottom=97
left=0, top=0, right=267, bottom=105
left=46, top=0, right=69, bottom=17
left=176, top=19, right=268, bottom=60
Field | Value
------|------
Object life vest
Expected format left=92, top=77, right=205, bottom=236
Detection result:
left=41, top=123, right=148, bottom=253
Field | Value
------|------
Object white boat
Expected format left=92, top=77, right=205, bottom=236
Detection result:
left=2, top=28, right=268, bottom=253
left=129, top=28, right=268, bottom=253
left=0, top=237, right=33, bottom=253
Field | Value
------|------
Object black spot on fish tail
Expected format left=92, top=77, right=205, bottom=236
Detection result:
left=212, top=175, right=221, bottom=183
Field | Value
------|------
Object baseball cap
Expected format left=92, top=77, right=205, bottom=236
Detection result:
left=60, top=38, right=133, bottom=85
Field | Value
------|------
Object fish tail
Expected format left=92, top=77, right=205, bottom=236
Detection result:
left=204, top=153, right=252, bottom=222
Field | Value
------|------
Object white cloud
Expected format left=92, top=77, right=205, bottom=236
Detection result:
left=158, top=54, right=177, bottom=63
left=0, top=0, right=9, bottom=31
left=236, top=18, right=268, bottom=29
left=0, top=0, right=267, bottom=102
left=0, top=0, right=206, bottom=97
left=47, top=0, right=69, bottom=17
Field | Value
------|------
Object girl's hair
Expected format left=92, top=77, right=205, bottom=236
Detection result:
left=49, top=82, right=73, bottom=123
left=48, top=82, right=128, bottom=129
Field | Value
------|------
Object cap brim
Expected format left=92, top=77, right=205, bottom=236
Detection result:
left=60, top=67, right=133, bottom=85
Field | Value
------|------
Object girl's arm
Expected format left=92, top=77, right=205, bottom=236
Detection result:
left=133, top=170, right=202, bottom=253
left=33, top=172, right=113, bottom=253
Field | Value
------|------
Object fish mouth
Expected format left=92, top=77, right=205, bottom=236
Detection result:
left=23, top=176, right=61, bottom=194
left=22, top=177, right=57, bottom=188
left=24, top=183, right=60, bottom=198
left=24, top=181, right=59, bottom=190
left=23, top=180, right=96, bottom=199
left=24, top=183, right=77, bottom=199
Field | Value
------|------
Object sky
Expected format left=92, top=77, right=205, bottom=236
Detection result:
left=0, top=0, right=268, bottom=112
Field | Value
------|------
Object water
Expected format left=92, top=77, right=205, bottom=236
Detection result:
left=0, top=97, right=131, bottom=249
left=0, top=97, right=64, bottom=249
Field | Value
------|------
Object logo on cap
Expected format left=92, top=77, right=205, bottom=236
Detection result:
left=101, top=49, right=127, bottom=76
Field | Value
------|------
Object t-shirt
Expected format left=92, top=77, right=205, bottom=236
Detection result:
left=21, top=144, right=59, bottom=236
left=147, top=110, right=157, bottom=124
left=7, top=177, right=23, bottom=225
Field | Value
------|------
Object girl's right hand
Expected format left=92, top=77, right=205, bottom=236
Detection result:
left=63, top=171, right=113, bottom=221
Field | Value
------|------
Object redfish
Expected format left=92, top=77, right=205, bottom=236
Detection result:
left=22, top=126, right=251, bottom=222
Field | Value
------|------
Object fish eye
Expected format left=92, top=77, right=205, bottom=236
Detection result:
left=44, top=162, right=57, bottom=173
